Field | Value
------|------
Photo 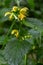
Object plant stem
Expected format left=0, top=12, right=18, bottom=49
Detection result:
left=25, top=54, right=27, bottom=65
left=2, top=20, right=15, bottom=48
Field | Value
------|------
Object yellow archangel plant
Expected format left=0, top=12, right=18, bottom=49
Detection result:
left=5, top=6, right=29, bottom=38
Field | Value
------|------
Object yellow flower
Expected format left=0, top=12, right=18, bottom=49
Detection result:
left=9, top=13, right=14, bottom=20
left=11, top=29, right=19, bottom=38
left=12, top=6, right=19, bottom=12
left=9, top=14, right=13, bottom=20
left=22, top=37, right=25, bottom=40
left=20, top=7, right=28, bottom=15
left=5, top=12, right=11, bottom=16
left=18, top=13, right=26, bottom=20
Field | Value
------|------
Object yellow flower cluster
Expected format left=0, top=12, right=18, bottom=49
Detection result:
left=5, top=6, right=28, bottom=20
left=11, top=29, right=19, bottom=38
left=22, top=34, right=32, bottom=40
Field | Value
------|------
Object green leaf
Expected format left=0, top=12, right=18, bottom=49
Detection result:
left=4, top=38, right=31, bottom=65
left=29, top=29, right=41, bottom=46
left=0, top=8, right=9, bottom=17
left=0, top=36, right=8, bottom=45
left=23, top=19, right=34, bottom=28
left=27, top=18, right=43, bottom=32
left=27, top=0, right=35, bottom=9
left=29, top=29, right=40, bottom=38
left=0, top=50, right=7, bottom=65
left=0, top=8, right=10, bottom=23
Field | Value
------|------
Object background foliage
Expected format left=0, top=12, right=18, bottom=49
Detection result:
left=0, top=0, right=43, bottom=65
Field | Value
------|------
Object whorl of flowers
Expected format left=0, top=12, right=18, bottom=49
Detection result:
left=5, top=6, right=28, bottom=20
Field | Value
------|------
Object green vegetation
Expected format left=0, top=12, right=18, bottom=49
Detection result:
left=0, top=0, right=43, bottom=65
